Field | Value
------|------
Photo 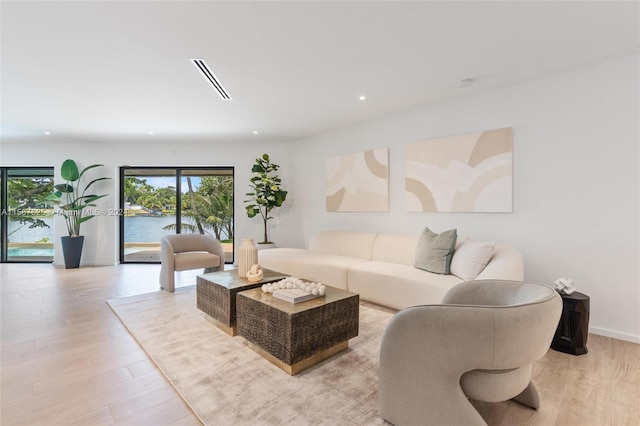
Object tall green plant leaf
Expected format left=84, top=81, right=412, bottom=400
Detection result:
left=60, top=159, right=80, bottom=181
left=244, top=153, right=287, bottom=243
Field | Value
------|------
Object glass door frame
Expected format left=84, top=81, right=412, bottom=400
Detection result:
left=0, top=166, right=55, bottom=263
left=118, top=166, right=234, bottom=264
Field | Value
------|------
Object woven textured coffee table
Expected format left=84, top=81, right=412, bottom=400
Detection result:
left=196, top=269, right=287, bottom=336
left=236, top=286, right=359, bottom=375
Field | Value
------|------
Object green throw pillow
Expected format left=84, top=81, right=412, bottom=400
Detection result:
left=414, top=226, right=457, bottom=275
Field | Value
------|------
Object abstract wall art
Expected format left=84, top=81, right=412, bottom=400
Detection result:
left=405, top=127, right=513, bottom=213
left=326, top=148, right=389, bottom=212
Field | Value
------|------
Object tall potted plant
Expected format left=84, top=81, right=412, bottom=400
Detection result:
left=46, top=159, right=110, bottom=268
left=244, top=154, right=287, bottom=245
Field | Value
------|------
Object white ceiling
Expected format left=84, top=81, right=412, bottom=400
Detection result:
left=1, top=1, right=638, bottom=144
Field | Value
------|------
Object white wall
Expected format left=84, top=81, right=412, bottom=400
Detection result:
left=286, top=55, right=640, bottom=343
left=0, top=139, right=293, bottom=266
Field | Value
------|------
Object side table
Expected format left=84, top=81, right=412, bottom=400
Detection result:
left=551, top=290, right=590, bottom=355
left=236, top=286, right=359, bottom=375
left=196, top=268, right=287, bottom=336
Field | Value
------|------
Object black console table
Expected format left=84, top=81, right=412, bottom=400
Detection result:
left=551, top=290, right=590, bottom=355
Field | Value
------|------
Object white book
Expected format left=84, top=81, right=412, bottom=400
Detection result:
left=272, top=288, right=321, bottom=303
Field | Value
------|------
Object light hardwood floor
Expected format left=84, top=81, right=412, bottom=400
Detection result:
left=1, top=263, right=639, bottom=425
left=1, top=263, right=202, bottom=426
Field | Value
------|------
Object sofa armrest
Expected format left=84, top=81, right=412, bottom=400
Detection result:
left=475, top=243, right=524, bottom=281
left=201, top=237, right=224, bottom=270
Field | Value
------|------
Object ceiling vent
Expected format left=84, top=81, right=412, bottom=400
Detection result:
left=189, top=58, right=232, bottom=100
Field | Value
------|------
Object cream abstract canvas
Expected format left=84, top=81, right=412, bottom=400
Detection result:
left=326, top=148, right=389, bottom=212
left=405, top=127, right=513, bottom=212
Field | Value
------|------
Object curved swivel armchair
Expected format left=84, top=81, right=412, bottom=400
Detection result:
left=379, top=280, right=562, bottom=426
left=159, top=234, right=224, bottom=293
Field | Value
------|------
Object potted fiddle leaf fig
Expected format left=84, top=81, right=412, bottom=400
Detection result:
left=244, top=154, right=287, bottom=245
left=46, top=159, right=110, bottom=268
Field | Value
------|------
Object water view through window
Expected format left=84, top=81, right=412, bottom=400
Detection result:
left=120, top=167, right=234, bottom=264
left=1, top=167, right=55, bottom=263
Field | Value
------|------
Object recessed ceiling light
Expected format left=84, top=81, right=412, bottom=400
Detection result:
left=44, top=131, right=51, bottom=135
left=148, top=131, right=154, bottom=135
left=359, top=95, right=366, bottom=101
left=253, top=130, right=258, bottom=135
left=457, top=78, right=473, bottom=89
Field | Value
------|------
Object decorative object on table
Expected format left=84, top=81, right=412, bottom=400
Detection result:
left=552, top=289, right=590, bottom=355
left=325, top=148, right=389, bottom=212
left=244, top=153, right=288, bottom=245
left=554, top=277, right=577, bottom=294
left=238, top=238, right=258, bottom=278
left=262, top=276, right=326, bottom=303
left=405, top=127, right=512, bottom=212
left=46, top=158, right=110, bottom=268
left=246, top=264, right=264, bottom=283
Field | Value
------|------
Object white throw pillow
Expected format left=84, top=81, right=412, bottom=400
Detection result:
left=450, top=240, right=496, bottom=280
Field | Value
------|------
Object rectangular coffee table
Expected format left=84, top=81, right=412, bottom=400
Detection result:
left=196, top=268, right=287, bottom=336
left=236, top=286, right=359, bottom=375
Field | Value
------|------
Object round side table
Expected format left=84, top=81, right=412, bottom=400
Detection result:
left=551, top=290, right=590, bottom=355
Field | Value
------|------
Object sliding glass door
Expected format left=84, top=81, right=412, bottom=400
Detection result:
left=0, top=167, right=55, bottom=263
left=120, top=167, right=234, bottom=264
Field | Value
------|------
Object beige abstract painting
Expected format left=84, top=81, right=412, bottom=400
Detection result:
left=326, top=148, right=389, bottom=212
left=405, top=127, right=513, bottom=212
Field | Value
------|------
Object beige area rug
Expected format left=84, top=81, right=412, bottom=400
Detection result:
left=107, top=286, right=393, bottom=425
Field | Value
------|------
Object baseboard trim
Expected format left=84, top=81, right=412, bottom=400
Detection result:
left=590, top=327, right=640, bottom=344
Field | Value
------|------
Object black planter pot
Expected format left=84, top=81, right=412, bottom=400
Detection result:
left=61, top=235, right=84, bottom=269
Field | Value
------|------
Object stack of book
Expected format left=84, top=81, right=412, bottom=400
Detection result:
left=272, top=288, right=322, bottom=304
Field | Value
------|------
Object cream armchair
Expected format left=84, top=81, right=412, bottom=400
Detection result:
left=378, top=280, right=562, bottom=426
left=159, top=234, right=224, bottom=292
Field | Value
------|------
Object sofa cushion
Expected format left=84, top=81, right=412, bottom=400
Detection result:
left=450, top=239, right=496, bottom=280
left=258, top=248, right=366, bottom=290
left=348, top=261, right=463, bottom=310
left=174, top=252, right=220, bottom=271
left=372, top=233, right=420, bottom=266
left=308, top=231, right=378, bottom=260
left=256, top=248, right=308, bottom=270
left=414, top=227, right=457, bottom=275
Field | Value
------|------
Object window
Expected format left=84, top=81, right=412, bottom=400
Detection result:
left=0, top=167, right=55, bottom=263
left=120, top=167, right=234, bottom=264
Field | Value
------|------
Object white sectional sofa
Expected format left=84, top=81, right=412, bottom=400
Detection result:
left=258, top=230, right=524, bottom=310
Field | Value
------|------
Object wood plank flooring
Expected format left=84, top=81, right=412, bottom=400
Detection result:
left=1, top=263, right=639, bottom=425
left=1, top=264, right=202, bottom=426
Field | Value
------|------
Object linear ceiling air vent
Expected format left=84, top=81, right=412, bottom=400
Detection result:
left=189, top=58, right=232, bottom=100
